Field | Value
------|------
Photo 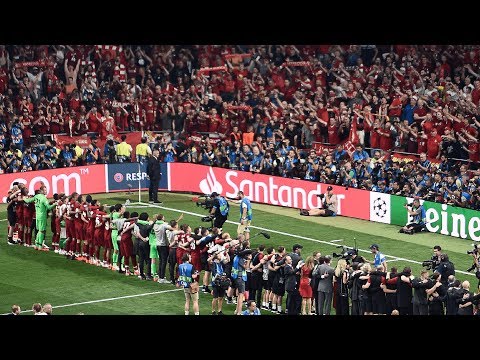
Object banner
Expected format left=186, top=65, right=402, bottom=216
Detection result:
left=14, top=60, right=51, bottom=69
left=169, top=163, right=370, bottom=219
left=54, top=132, right=143, bottom=158
left=389, top=195, right=480, bottom=241
left=391, top=152, right=441, bottom=167
left=0, top=164, right=106, bottom=202
left=283, top=61, right=311, bottom=67
left=106, top=162, right=168, bottom=192
left=197, top=66, right=227, bottom=74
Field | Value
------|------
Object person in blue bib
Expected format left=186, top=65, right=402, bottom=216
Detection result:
left=369, top=244, right=387, bottom=271
left=236, top=191, right=253, bottom=241
left=241, top=300, right=261, bottom=315
left=209, top=192, right=229, bottom=231
left=399, top=196, right=426, bottom=235
left=177, top=253, right=200, bottom=315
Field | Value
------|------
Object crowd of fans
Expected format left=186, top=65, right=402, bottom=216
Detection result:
left=0, top=45, right=480, bottom=209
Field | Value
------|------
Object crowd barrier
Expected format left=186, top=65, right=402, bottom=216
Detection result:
left=2, top=163, right=479, bottom=241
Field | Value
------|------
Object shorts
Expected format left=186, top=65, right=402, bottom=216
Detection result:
left=232, top=278, right=246, bottom=294
left=320, top=209, right=335, bottom=217
left=201, top=253, right=210, bottom=271
left=36, top=218, right=47, bottom=232
left=184, top=287, right=199, bottom=302
left=263, top=279, right=270, bottom=290
left=75, top=223, right=84, bottom=240
left=237, top=220, right=251, bottom=235
left=94, top=229, right=104, bottom=247
left=212, top=285, right=226, bottom=299
left=120, top=239, right=134, bottom=258
left=66, top=221, right=75, bottom=240
left=272, top=279, right=285, bottom=297
left=7, top=212, right=16, bottom=227
left=150, top=244, right=159, bottom=259
left=267, top=272, right=276, bottom=290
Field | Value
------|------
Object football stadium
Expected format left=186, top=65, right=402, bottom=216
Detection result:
left=1, top=45, right=480, bottom=316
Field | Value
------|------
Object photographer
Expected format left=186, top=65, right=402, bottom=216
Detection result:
left=299, top=185, right=338, bottom=217
left=208, top=247, right=230, bottom=315
left=209, top=192, right=229, bottom=231
left=399, top=196, right=426, bottom=235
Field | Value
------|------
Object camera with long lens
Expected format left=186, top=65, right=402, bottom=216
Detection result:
left=196, top=194, right=215, bottom=211
left=332, top=245, right=356, bottom=262
left=421, top=260, right=435, bottom=270
left=466, top=244, right=480, bottom=273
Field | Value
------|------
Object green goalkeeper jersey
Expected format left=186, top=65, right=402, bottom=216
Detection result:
left=24, top=194, right=55, bottom=219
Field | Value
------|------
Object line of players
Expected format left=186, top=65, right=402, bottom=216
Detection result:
left=6, top=187, right=253, bottom=284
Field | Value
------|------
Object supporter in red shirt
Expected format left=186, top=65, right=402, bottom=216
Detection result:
left=426, top=128, right=442, bottom=159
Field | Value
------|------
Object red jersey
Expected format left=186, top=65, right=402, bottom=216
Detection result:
left=426, top=134, right=442, bottom=158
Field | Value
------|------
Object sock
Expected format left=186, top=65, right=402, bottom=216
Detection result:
left=277, top=306, right=282, bottom=313
left=151, top=262, right=157, bottom=276
left=272, top=304, right=277, bottom=310
left=263, top=302, right=267, bottom=308
left=95, top=248, right=100, bottom=259
left=194, top=312, right=199, bottom=315
left=83, top=243, right=89, bottom=256
left=60, top=238, right=66, bottom=249
left=184, top=311, right=189, bottom=315
left=112, top=252, right=118, bottom=265
left=76, top=242, right=81, bottom=254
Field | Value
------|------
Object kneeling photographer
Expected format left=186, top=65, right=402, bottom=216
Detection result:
left=209, top=192, right=229, bottom=231
left=299, top=185, right=338, bottom=217
left=399, top=196, right=426, bottom=235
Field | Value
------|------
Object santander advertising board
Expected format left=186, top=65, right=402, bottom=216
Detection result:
left=170, top=163, right=369, bottom=220
left=1, top=164, right=107, bottom=203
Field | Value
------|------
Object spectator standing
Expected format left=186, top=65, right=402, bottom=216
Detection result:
left=146, top=148, right=162, bottom=204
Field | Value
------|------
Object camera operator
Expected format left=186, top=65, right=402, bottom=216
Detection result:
left=399, top=196, right=426, bottom=235
left=209, top=192, right=229, bottom=231
left=299, top=185, right=338, bottom=217
left=436, top=253, right=455, bottom=287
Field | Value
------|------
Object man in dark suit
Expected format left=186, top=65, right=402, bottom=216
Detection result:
left=312, top=255, right=335, bottom=315
left=146, top=148, right=162, bottom=204
left=284, top=255, right=303, bottom=315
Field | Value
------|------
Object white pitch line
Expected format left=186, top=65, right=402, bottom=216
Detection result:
left=331, top=239, right=343, bottom=243
left=1, top=288, right=182, bottom=315
left=0, top=219, right=7, bottom=222
left=141, top=202, right=475, bottom=277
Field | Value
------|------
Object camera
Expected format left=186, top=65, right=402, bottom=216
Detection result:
left=332, top=245, right=357, bottom=262
left=421, top=260, right=436, bottom=270
left=316, top=193, right=325, bottom=199
left=196, top=194, right=215, bottom=211
left=467, top=244, right=479, bottom=256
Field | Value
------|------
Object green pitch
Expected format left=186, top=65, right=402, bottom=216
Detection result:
left=0, top=191, right=477, bottom=315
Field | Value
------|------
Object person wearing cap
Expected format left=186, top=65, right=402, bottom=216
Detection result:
left=299, top=185, right=338, bottom=217
left=399, top=196, right=426, bottom=235
left=369, top=244, right=387, bottom=271
left=209, top=192, right=229, bottom=231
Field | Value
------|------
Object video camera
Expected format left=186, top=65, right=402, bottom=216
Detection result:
left=421, top=259, right=437, bottom=271
left=332, top=238, right=359, bottom=263
left=196, top=194, right=215, bottom=211
left=466, top=244, right=479, bottom=273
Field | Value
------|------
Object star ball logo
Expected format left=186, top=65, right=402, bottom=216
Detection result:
left=372, top=197, right=387, bottom=218
left=114, top=173, right=124, bottom=183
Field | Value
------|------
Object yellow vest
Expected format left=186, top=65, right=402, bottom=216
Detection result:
left=117, top=142, right=131, bottom=157
left=74, top=145, right=83, bottom=158
left=136, top=143, right=149, bottom=157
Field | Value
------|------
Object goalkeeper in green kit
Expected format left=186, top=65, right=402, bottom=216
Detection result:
left=23, top=185, right=57, bottom=251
